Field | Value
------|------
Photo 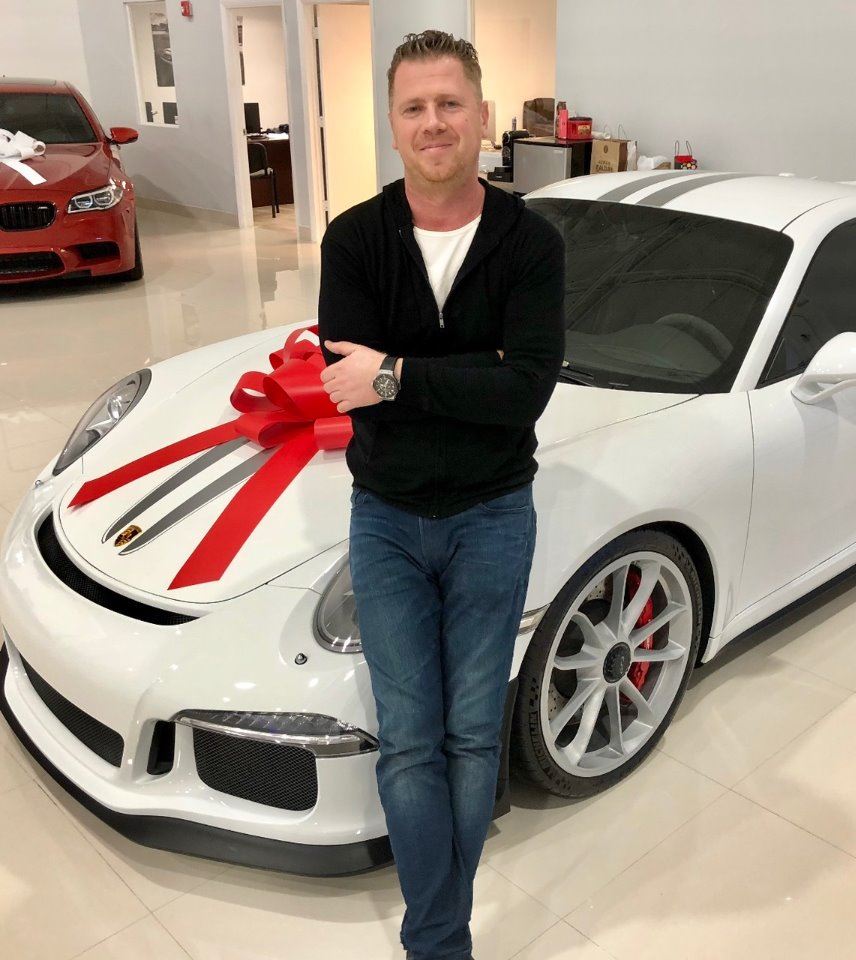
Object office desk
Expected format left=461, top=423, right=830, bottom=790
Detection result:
left=248, top=134, right=294, bottom=207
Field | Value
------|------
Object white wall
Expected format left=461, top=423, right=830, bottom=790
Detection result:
left=78, top=0, right=240, bottom=216
left=238, top=5, right=289, bottom=130
left=370, top=0, right=471, bottom=188
left=474, top=0, right=556, bottom=137
left=0, top=1, right=90, bottom=99
left=556, top=0, right=856, bottom=180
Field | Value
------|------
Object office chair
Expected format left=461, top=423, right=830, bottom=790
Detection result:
left=247, top=141, right=279, bottom=218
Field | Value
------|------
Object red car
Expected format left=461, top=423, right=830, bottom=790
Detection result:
left=0, top=78, right=141, bottom=284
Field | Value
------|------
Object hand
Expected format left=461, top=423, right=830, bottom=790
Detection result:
left=321, top=341, right=385, bottom=413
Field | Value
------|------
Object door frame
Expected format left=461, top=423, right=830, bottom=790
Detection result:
left=304, top=0, right=372, bottom=239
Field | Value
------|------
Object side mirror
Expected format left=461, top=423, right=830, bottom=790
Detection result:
left=792, top=332, right=856, bottom=404
left=109, top=126, right=139, bottom=145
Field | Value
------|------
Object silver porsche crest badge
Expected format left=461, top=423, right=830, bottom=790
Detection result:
left=114, top=525, right=142, bottom=548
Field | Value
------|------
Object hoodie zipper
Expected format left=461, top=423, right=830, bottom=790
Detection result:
left=398, top=227, right=445, bottom=328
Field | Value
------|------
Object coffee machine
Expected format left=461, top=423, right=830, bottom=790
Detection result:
left=488, top=125, right=530, bottom=183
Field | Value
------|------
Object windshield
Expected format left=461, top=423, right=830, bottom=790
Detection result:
left=0, top=92, right=96, bottom=144
left=526, top=198, right=793, bottom=393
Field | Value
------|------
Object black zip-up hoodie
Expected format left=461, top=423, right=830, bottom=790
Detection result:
left=318, top=177, right=565, bottom=518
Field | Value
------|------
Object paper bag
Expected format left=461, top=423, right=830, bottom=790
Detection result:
left=591, top=138, right=630, bottom=175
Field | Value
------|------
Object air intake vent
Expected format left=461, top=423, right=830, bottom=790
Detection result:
left=0, top=202, right=56, bottom=231
left=36, top=514, right=197, bottom=626
left=0, top=251, right=62, bottom=276
left=20, top=655, right=124, bottom=767
left=193, top=728, right=318, bottom=811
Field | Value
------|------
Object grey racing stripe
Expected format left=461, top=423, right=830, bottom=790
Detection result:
left=103, top=438, right=248, bottom=544
left=636, top=173, right=757, bottom=208
left=117, top=448, right=271, bottom=555
left=597, top=171, right=696, bottom=202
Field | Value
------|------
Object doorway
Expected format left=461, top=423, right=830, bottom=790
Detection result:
left=223, top=1, right=293, bottom=228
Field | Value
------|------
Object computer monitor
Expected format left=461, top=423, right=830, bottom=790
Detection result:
left=244, top=102, right=261, bottom=135
left=162, top=101, right=178, bottom=125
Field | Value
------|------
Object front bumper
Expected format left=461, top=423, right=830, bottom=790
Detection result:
left=0, top=644, right=391, bottom=875
left=0, top=484, right=393, bottom=874
left=0, top=194, right=136, bottom=283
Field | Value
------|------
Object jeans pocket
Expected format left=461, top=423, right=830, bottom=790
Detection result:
left=350, top=486, right=372, bottom=508
left=477, top=484, right=533, bottom=514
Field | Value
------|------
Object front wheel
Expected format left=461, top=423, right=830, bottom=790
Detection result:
left=511, top=530, right=702, bottom=798
left=116, top=220, right=144, bottom=282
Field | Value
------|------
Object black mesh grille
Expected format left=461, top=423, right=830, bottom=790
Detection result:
left=36, top=514, right=197, bottom=626
left=193, top=728, right=318, bottom=811
left=20, top=655, right=124, bottom=767
left=0, top=202, right=56, bottom=231
left=0, top=251, right=62, bottom=276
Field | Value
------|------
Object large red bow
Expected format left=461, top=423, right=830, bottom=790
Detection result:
left=69, top=325, right=352, bottom=590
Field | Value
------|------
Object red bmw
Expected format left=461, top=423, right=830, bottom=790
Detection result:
left=0, top=78, right=142, bottom=284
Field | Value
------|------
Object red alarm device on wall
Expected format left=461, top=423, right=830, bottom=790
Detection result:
left=180, top=0, right=193, bottom=18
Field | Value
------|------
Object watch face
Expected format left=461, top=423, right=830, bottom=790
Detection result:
left=373, top=373, right=399, bottom=400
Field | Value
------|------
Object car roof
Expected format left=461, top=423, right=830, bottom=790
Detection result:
left=0, top=78, right=71, bottom=94
left=525, top=170, right=856, bottom=231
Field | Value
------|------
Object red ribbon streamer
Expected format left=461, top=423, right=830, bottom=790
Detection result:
left=69, top=326, right=352, bottom=590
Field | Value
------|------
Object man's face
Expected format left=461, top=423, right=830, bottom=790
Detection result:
left=388, top=56, right=488, bottom=186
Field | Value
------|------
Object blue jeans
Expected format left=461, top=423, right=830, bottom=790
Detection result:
left=348, top=484, right=537, bottom=960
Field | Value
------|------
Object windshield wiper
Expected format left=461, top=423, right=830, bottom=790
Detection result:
left=557, top=363, right=596, bottom=386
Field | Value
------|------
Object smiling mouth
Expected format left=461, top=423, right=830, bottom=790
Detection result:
left=420, top=143, right=453, bottom=152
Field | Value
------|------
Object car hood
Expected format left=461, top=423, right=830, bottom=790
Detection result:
left=56, top=333, right=693, bottom=606
left=0, top=143, right=112, bottom=193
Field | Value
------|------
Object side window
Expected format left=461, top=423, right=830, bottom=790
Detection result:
left=762, top=219, right=856, bottom=384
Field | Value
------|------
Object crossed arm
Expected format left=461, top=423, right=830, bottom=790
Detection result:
left=319, top=341, right=502, bottom=414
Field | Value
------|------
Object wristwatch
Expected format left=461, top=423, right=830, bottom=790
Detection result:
left=372, top=355, right=400, bottom=400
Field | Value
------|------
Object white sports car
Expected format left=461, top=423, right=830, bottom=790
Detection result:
left=3, top=170, right=856, bottom=876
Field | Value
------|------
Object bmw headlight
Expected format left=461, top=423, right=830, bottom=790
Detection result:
left=52, top=369, right=151, bottom=476
left=67, top=180, right=125, bottom=213
left=315, top=557, right=550, bottom=655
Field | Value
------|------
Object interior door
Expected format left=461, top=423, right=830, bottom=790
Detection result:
left=738, top=218, right=856, bottom=610
left=315, top=3, right=376, bottom=223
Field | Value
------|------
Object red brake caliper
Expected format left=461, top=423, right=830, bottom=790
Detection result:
left=625, top=567, right=655, bottom=692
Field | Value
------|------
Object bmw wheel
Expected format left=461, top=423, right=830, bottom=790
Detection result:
left=512, top=530, right=702, bottom=798
left=118, top=220, right=144, bottom=282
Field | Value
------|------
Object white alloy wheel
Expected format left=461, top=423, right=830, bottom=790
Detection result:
left=512, top=530, right=702, bottom=798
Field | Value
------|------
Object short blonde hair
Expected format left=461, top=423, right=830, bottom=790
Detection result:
left=387, top=30, right=483, bottom=106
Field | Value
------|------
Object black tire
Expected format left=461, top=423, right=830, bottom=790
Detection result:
left=511, top=529, right=703, bottom=799
left=117, top=221, right=144, bottom=282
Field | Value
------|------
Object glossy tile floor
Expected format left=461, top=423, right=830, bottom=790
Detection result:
left=3, top=207, right=856, bottom=958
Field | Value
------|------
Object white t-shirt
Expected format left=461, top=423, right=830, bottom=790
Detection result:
left=413, top=215, right=481, bottom=311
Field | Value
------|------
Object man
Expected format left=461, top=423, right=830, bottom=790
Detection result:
left=318, top=30, right=565, bottom=960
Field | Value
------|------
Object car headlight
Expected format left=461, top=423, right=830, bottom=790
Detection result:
left=316, top=558, right=362, bottom=654
left=173, top=709, right=379, bottom=757
left=52, top=369, right=151, bottom=476
left=67, top=180, right=124, bottom=213
left=315, top=558, right=550, bottom=655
